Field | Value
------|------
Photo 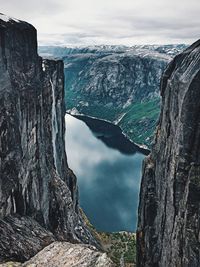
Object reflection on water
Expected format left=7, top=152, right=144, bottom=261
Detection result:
left=65, top=114, right=145, bottom=232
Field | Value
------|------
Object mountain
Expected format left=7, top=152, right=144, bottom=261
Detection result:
left=137, top=40, right=200, bottom=266
left=39, top=44, right=187, bottom=58
left=39, top=44, right=187, bottom=147
left=0, top=13, right=105, bottom=263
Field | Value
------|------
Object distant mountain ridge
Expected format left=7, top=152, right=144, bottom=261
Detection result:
left=39, top=44, right=187, bottom=146
left=39, top=44, right=187, bottom=57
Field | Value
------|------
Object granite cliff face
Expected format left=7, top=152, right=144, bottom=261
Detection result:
left=137, top=40, right=200, bottom=266
left=0, top=14, right=98, bottom=262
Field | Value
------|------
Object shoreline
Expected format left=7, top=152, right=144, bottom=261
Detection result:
left=66, top=110, right=150, bottom=155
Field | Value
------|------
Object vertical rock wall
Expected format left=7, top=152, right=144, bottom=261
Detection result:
left=137, top=40, right=200, bottom=267
left=0, top=14, right=97, bottom=262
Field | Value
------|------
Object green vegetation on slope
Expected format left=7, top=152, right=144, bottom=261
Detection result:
left=66, top=87, right=160, bottom=146
left=99, top=231, right=136, bottom=267
left=119, top=99, right=160, bottom=145
left=65, top=89, right=121, bottom=122
left=80, top=209, right=136, bottom=267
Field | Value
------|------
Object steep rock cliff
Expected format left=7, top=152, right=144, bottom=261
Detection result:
left=0, top=14, right=98, bottom=262
left=63, top=49, right=170, bottom=106
left=137, top=40, right=200, bottom=266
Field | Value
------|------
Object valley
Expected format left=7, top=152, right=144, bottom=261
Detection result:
left=0, top=10, right=199, bottom=267
left=39, top=44, right=187, bottom=147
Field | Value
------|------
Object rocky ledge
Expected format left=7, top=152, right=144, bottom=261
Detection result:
left=0, top=242, right=114, bottom=267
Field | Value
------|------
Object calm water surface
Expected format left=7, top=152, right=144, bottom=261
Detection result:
left=65, top=114, right=145, bottom=232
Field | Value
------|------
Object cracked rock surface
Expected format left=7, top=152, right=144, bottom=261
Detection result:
left=0, top=242, right=115, bottom=267
left=23, top=242, right=114, bottom=267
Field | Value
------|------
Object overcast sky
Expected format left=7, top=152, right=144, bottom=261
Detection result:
left=0, top=0, right=199, bottom=46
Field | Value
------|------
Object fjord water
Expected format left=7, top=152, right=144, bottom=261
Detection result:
left=65, top=114, right=145, bottom=232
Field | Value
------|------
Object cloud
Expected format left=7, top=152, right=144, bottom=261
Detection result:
left=0, top=0, right=199, bottom=46
left=78, top=157, right=143, bottom=231
left=0, top=0, right=63, bottom=17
